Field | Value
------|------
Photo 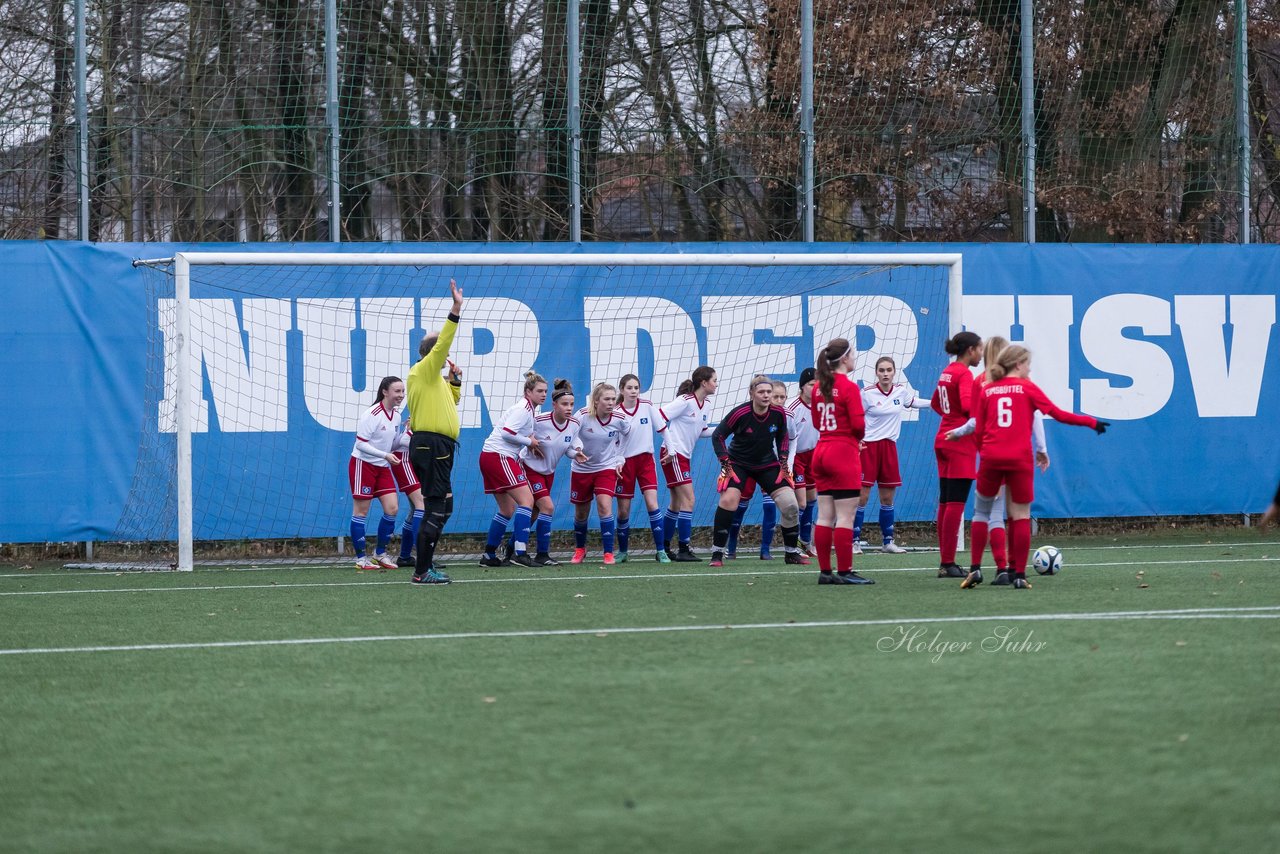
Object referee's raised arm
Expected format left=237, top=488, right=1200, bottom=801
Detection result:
left=404, top=278, right=464, bottom=584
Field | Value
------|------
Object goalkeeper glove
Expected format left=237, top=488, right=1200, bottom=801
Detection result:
left=1094, top=420, right=1111, bottom=435
left=716, top=462, right=737, bottom=493
left=780, top=465, right=795, bottom=488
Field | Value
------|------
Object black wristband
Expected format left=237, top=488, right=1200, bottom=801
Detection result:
left=447, top=312, right=460, bottom=323
left=450, top=380, right=462, bottom=387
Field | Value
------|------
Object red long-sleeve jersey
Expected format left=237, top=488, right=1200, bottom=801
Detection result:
left=811, top=374, right=865, bottom=446
left=973, top=376, right=1097, bottom=465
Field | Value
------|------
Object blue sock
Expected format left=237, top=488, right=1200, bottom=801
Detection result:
left=663, top=509, right=677, bottom=549
left=574, top=517, right=589, bottom=549
left=486, top=513, right=511, bottom=554
left=761, top=495, right=778, bottom=554
left=536, top=516, right=553, bottom=554
left=728, top=502, right=749, bottom=553
left=375, top=516, right=396, bottom=554
left=617, top=521, right=630, bottom=553
left=677, top=511, right=693, bottom=547
left=649, top=508, right=666, bottom=552
left=854, top=506, right=865, bottom=541
left=512, top=506, right=533, bottom=554
left=350, top=515, right=367, bottom=557
left=880, top=505, right=896, bottom=544
left=800, top=502, right=815, bottom=545
left=399, top=508, right=424, bottom=558
left=601, top=515, right=616, bottom=553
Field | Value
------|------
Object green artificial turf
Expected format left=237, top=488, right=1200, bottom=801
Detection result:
left=1, top=531, right=1277, bottom=853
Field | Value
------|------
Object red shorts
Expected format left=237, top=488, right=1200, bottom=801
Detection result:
left=661, top=453, right=692, bottom=487
left=526, top=469, right=555, bottom=499
left=479, top=451, right=528, bottom=494
left=792, top=449, right=815, bottom=488
left=811, top=442, right=862, bottom=493
left=861, top=439, right=902, bottom=488
left=390, top=454, right=421, bottom=495
left=616, top=453, right=658, bottom=498
left=349, top=457, right=397, bottom=499
left=977, top=461, right=1035, bottom=505
left=738, top=476, right=758, bottom=501
left=935, top=437, right=977, bottom=480
left=570, top=469, right=618, bottom=504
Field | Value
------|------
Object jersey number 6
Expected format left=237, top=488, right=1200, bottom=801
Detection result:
left=996, top=396, right=1013, bottom=427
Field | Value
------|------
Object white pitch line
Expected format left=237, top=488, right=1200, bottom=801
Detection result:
left=21, top=538, right=1280, bottom=577
left=2, top=605, right=1277, bottom=657
left=2, top=555, right=1278, bottom=597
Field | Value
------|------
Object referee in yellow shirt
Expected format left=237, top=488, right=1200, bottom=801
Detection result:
left=406, top=279, right=465, bottom=584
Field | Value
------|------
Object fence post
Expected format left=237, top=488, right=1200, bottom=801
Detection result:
left=325, top=0, right=341, bottom=243
left=567, top=0, right=582, bottom=243
left=1236, top=0, right=1250, bottom=244
left=1020, top=0, right=1035, bottom=244
left=74, top=0, right=90, bottom=240
left=800, top=0, right=814, bottom=242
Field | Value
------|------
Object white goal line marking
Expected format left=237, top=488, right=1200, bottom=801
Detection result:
left=2, top=605, right=1277, bottom=657
left=2, top=555, right=1277, bottom=597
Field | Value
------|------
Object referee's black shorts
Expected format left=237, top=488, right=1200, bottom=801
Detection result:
left=408, top=432, right=457, bottom=501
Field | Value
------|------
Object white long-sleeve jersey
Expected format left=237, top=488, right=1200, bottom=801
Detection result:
left=616, top=398, right=659, bottom=457
left=657, top=393, right=714, bottom=458
left=351, top=402, right=402, bottom=466
left=521, top=412, right=582, bottom=476
left=571, top=410, right=631, bottom=473
left=786, top=396, right=819, bottom=454
left=480, top=398, right=539, bottom=458
left=861, top=382, right=930, bottom=442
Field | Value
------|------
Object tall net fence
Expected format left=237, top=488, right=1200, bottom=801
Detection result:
left=3, top=0, right=1277, bottom=243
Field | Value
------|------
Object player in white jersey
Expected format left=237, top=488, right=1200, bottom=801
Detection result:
left=726, top=380, right=794, bottom=560
left=614, top=374, right=670, bottom=564
left=855, top=356, right=932, bottom=553
left=348, top=376, right=409, bottom=570
left=569, top=383, right=632, bottom=565
left=657, top=366, right=718, bottom=561
left=786, top=368, right=821, bottom=556
left=478, top=371, right=547, bottom=567
left=506, top=378, right=582, bottom=566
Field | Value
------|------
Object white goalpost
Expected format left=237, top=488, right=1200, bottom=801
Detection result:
left=136, top=251, right=963, bottom=571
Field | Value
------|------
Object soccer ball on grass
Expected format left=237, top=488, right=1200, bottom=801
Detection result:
left=1032, top=545, right=1063, bottom=576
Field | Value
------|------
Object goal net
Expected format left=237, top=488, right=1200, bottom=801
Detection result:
left=123, top=252, right=961, bottom=569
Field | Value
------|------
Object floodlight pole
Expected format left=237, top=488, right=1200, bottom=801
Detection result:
left=74, top=0, right=90, bottom=240
left=800, top=0, right=815, bottom=242
left=1020, top=0, right=1036, bottom=243
left=1236, top=0, right=1251, bottom=244
left=568, top=0, right=583, bottom=242
left=325, top=0, right=342, bottom=242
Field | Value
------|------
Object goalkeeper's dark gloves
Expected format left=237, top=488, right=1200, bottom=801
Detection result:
left=1094, top=420, right=1111, bottom=435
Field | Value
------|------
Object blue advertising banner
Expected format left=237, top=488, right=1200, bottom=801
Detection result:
left=1, top=241, right=1276, bottom=543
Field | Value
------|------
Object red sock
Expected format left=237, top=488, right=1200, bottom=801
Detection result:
left=814, top=524, right=833, bottom=572
left=969, top=520, right=988, bottom=568
left=1009, top=518, right=1031, bottom=575
left=990, top=526, right=1008, bottom=570
left=939, top=502, right=964, bottom=564
left=834, top=527, right=853, bottom=573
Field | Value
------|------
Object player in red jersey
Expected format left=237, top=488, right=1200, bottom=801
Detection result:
left=956, top=344, right=1108, bottom=589
left=809, top=338, right=872, bottom=585
left=931, top=331, right=984, bottom=578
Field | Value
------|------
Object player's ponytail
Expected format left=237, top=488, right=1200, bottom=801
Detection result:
left=816, top=338, right=850, bottom=401
left=944, top=331, right=982, bottom=358
left=551, top=378, right=574, bottom=401
left=523, top=370, right=547, bottom=394
left=988, top=344, right=1029, bottom=383
left=373, top=375, right=402, bottom=405
left=676, top=379, right=694, bottom=396
left=982, top=336, right=1009, bottom=383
